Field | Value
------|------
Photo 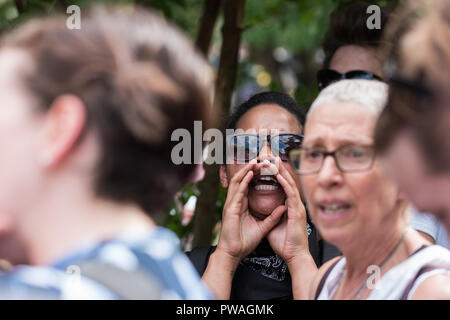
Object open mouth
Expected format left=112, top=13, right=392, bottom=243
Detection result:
left=251, top=175, right=281, bottom=192
left=318, top=203, right=352, bottom=215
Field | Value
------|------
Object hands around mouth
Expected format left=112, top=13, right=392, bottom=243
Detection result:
left=202, top=157, right=315, bottom=299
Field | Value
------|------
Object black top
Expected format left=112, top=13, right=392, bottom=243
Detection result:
left=187, top=220, right=339, bottom=300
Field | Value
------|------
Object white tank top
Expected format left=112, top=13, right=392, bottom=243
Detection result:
left=316, top=245, right=450, bottom=300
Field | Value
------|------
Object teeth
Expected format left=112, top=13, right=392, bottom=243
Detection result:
left=322, top=204, right=349, bottom=214
left=259, top=176, right=277, bottom=183
left=254, top=184, right=279, bottom=191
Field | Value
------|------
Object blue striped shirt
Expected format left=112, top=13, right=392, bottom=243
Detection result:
left=0, top=227, right=212, bottom=300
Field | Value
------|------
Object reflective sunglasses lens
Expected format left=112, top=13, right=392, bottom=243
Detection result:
left=289, top=149, right=302, bottom=172
left=272, top=135, right=304, bottom=161
left=347, top=70, right=376, bottom=80
left=230, top=135, right=259, bottom=162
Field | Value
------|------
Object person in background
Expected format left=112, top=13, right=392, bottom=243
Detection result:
left=313, top=2, right=393, bottom=261
left=374, top=0, right=450, bottom=236
left=318, top=1, right=448, bottom=247
left=289, top=79, right=450, bottom=300
left=0, top=5, right=214, bottom=299
left=317, top=1, right=392, bottom=91
left=409, top=211, right=449, bottom=249
left=188, top=92, right=319, bottom=300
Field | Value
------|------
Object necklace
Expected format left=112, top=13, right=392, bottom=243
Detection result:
left=335, top=228, right=408, bottom=300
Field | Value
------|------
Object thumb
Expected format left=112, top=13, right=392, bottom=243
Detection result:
left=258, top=205, right=286, bottom=234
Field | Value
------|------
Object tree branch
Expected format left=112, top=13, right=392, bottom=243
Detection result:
left=57, top=0, right=69, bottom=10
left=214, top=0, right=246, bottom=115
left=14, top=0, right=25, bottom=14
left=195, top=0, right=222, bottom=56
left=193, top=0, right=246, bottom=247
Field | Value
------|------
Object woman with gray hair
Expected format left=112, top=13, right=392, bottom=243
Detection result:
left=287, top=79, right=450, bottom=299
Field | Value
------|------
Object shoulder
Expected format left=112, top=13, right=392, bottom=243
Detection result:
left=309, top=255, right=342, bottom=299
left=411, top=273, right=450, bottom=300
left=65, top=227, right=213, bottom=299
left=0, top=228, right=214, bottom=300
left=0, top=265, right=116, bottom=299
left=409, top=211, right=440, bottom=242
left=114, top=227, right=214, bottom=299
left=406, top=245, right=450, bottom=300
left=413, top=244, right=450, bottom=262
left=0, top=266, right=62, bottom=299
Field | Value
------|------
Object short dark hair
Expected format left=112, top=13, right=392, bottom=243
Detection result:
left=322, top=2, right=394, bottom=68
left=2, top=5, right=215, bottom=215
left=226, top=91, right=305, bottom=131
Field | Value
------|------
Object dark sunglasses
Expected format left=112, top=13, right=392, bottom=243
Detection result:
left=226, top=133, right=304, bottom=163
left=317, top=69, right=383, bottom=91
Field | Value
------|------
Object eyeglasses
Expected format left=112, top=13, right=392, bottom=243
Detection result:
left=289, top=145, right=375, bottom=174
left=227, top=133, right=304, bottom=163
left=317, top=69, right=383, bottom=91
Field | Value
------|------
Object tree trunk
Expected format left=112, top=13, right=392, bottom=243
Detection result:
left=57, top=0, right=69, bottom=10
left=14, top=0, right=25, bottom=14
left=193, top=0, right=246, bottom=247
left=195, top=0, right=222, bottom=56
left=213, top=0, right=246, bottom=114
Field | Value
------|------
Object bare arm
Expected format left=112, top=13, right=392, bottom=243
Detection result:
left=287, top=253, right=319, bottom=299
left=202, top=249, right=240, bottom=299
left=202, top=161, right=284, bottom=299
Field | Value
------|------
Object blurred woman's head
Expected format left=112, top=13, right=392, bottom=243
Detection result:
left=374, top=0, right=450, bottom=232
left=0, top=5, right=214, bottom=263
left=299, top=80, right=407, bottom=249
left=221, top=92, right=305, bottom=219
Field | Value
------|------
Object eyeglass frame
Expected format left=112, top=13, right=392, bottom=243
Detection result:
left=289, top=144, right=376, bottom=175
